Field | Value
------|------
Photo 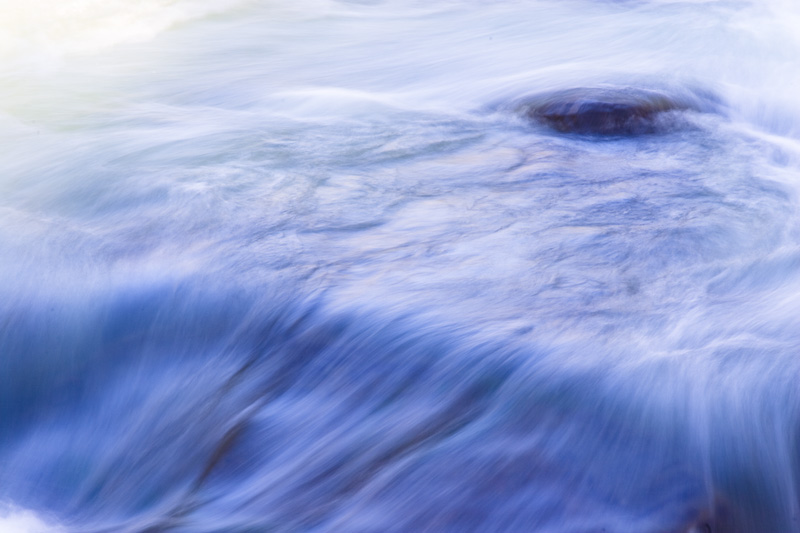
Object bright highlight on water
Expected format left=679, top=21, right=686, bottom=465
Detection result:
left=2, top=0, right=800, bottom=531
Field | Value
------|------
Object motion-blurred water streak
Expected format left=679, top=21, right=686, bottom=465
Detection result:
left=2, top=0, right=800, bottom=531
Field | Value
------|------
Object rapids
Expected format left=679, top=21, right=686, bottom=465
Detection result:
left=3, top=0, right=800, bottom=531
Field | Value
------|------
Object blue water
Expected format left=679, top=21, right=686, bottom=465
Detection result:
left=3, top=0, right=800, bottom=531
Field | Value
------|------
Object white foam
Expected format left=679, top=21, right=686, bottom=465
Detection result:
left=0, top=0, right=248, bottom=58
left=0, top=505, right=62, bottom=533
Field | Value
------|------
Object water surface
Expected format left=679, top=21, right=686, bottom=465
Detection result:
left=2, top=0, right=800, bottom=531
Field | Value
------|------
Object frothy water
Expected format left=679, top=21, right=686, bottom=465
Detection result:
left=0, top=504, right=62, bottom=533
left=0, top=0, right=249, bottom=58
left=2, top=0, right=800, bottom=531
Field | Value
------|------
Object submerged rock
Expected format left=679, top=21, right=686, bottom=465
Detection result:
left=520, top=87, right=700, bottom=135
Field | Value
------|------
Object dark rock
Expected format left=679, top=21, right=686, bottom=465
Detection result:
left=520, top=87, right=698, bottom=135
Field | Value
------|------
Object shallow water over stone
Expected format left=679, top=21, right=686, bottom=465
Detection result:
left=519, top=86, right=713, bottom=135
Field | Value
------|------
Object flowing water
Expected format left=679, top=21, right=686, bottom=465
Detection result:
left=3, top=0, right=800, bottom=531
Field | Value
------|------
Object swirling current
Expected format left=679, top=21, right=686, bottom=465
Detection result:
left=3, top=0, right=800, bottom=531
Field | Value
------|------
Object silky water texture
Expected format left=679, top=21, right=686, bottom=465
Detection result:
left=3, top=0, right=800, bottom=531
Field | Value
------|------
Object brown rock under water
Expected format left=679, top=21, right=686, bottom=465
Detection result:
left=520, top=87, right=696, bottom=135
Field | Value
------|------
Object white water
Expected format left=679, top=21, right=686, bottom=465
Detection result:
left=0, top=504, right=62, bottom=533
left=2, top=0, right=800, bottom=531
